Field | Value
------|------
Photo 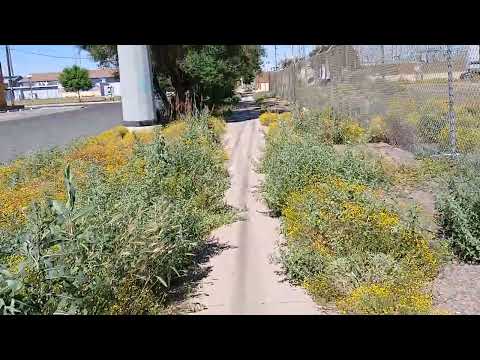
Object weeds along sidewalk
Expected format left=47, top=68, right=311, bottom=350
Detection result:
left=257, top=108, right=455, bottom=315
left=0, top=114, right=233, bottom=315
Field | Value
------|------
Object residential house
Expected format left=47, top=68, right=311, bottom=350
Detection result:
left=9, top=68, right=120, bottom=100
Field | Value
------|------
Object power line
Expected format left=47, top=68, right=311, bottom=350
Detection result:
left=9, top=47, right=91, bottom=60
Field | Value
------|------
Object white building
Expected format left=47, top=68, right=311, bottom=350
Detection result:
left=6, top=69, right=121, bottom=100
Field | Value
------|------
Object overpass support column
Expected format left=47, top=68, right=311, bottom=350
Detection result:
left=117, top=45, right=157, bottom=128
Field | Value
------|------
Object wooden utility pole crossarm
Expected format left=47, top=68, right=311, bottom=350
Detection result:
left=0, top=60, right=6, bottom=108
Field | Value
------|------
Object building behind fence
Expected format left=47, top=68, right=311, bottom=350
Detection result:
left=269, top=45, right=480, bottom=157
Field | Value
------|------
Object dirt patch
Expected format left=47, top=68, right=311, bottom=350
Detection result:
left=366, top=142, right=417, bottom=167
left=433, top=263, right=480, bottom=314
left=336, top=142, right=435, bottom=223
left=334, top=142, right=417, bottom=168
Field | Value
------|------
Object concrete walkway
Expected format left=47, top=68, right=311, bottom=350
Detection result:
left=189, top=97, right=323, bottom=315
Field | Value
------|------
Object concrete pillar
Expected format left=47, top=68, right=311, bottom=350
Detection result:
left=117, top=45, right=156, bottom=128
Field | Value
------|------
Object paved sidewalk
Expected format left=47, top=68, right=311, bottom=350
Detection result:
left=187, top=97, right=327, bottom=314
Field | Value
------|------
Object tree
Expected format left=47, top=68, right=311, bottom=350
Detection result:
left=58, top=65, right=93, bottom=102
left=280, top=58, right=293, bottom=69
left=79, top=45, right=118, bottom=69
left=180, top=46, right=251, bottom=105
left=80, top=45, right=265, bottom=118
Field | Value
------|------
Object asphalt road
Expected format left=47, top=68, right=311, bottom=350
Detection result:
left=0, top=103, right=122, bottom=164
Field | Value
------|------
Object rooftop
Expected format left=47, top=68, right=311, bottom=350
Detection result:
left=19, top=68, right=118, bottom=83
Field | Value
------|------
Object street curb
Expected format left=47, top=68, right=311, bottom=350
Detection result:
left=26, top=100, right=121, bottom=109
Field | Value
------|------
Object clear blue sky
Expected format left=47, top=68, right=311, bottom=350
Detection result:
left=262, top=45, right=315, bottom=71
left=3, top=45, right=477, bottom=77
left=0, top=45, right=313, bottom=76
left=0, top=45, right=98, bottom=77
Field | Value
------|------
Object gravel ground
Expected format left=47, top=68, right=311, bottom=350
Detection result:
left=433, top=262, right=480, bottom=315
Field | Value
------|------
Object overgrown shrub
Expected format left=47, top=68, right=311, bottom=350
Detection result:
left=254, top=92, right=271, bottom=104
left=223, top=95, right=240, bottom=105
left=338, top=120, right=367, bottom=144
left=437, top=169, right=480, bottom=263
left=281, top=177, right=441, bottom=314
left=259, top=112, right=278, bottom=126
left=0, top=113, right=232, bottom=314
left=259, top=111, right=292, bottom=127
left=286, top=107, right=367, bottom=145
left=382, top=97, right=480, bottom=154
left=368, top=116, right=389, bottom=143
left=436, top=108, right=480, bottom=153
left=336, top=281, right=433, bottom=315
left=260, top=106, right=445, bottom=314
left=260, top=126, right=388, bottom=214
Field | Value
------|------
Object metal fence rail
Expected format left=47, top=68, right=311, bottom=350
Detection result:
left=270, top=45, right=480, bottom=158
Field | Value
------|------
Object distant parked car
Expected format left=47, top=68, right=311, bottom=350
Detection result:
left=460, top=61, right=480, bottom=80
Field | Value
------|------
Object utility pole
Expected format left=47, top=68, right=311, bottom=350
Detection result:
left=117, top=45, right=157, bottom=129
left=274, top=45, right=277, bottom=71
left=27, top=74, right=33, bottom=100
left=0, top=60, right=6, bottom=108
left=5, top=45, right=15, bottom=105
left=291, top=45, right=296, bottom=103
left=380, top=45, right=385, bottom=79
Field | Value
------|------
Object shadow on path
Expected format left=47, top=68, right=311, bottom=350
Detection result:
left=164, top=236, right=236, bottom=313
left=226, top=99, right=260, bottom=123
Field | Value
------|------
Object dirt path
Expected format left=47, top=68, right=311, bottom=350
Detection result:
left=187, top=97, right=324, bottom=315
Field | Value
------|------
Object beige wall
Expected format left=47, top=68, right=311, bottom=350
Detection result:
left=257, top=82, right=269, bottom=92
left=61, top=89, right=102, bottom=98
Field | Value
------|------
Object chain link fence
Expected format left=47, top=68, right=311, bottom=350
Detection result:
left=270, top=45, right=480, bottom=159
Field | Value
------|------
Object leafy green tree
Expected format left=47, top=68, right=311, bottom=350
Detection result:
left=79, top=45, right=118, bottom=69
left=58, top=65, right=93, bottom=102
left=181, top=46, right=242, bottom=105
left=80, top=45, right=265, bottom=117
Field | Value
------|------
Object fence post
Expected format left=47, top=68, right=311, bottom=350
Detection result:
left=380, top=45, right=385, bottom=79
left=446, top=45, right=457, bottom=155
left=292, top=60, right=297, bottom=104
